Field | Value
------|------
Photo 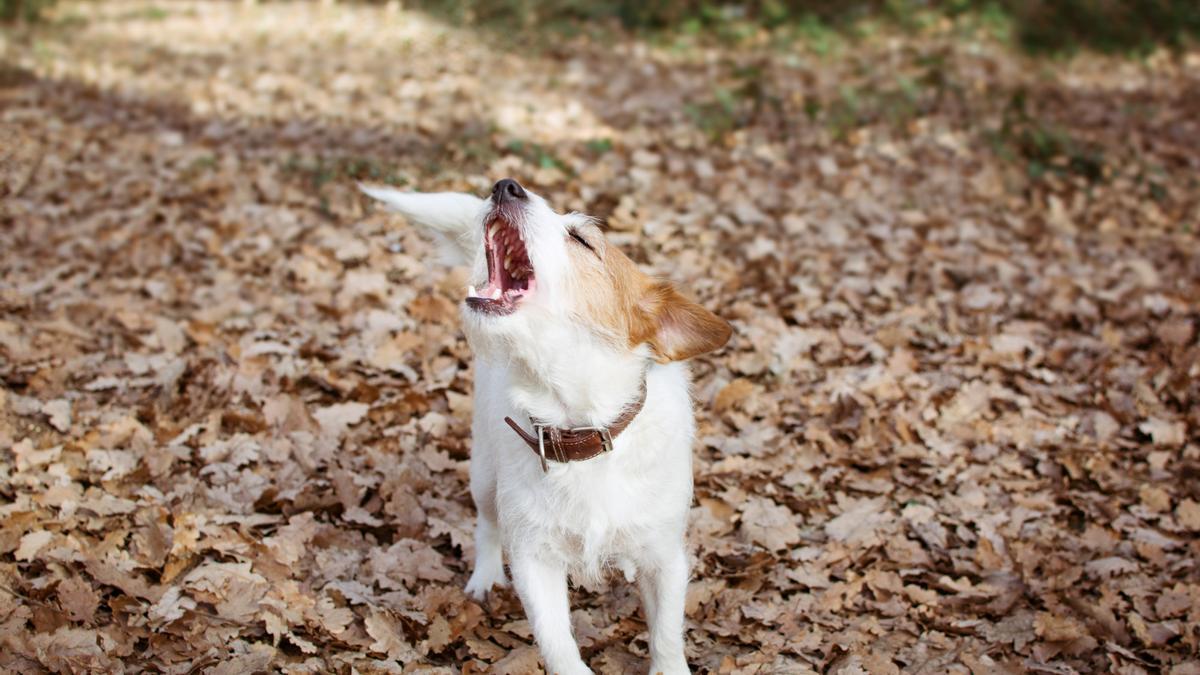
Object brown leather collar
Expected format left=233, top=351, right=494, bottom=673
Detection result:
left=503, top=385, right=647, bottom=472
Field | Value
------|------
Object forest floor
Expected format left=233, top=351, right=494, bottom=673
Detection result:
left=1, top=2, right=1198, bottom=673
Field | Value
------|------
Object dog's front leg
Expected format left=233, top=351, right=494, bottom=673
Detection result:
left=638, top=547, right=690, bottom=675
left=510, top=550, right=590, bottom=675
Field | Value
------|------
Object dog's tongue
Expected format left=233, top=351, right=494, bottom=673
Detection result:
left=467, top=214, right=534, bottom=311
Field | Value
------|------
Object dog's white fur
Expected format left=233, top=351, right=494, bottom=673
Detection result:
left=362, top=181, right=729, bottom=675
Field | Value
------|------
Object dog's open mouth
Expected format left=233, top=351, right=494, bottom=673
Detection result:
left=466, top=212, right=535, bottom=315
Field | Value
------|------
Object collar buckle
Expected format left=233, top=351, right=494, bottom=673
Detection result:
left=531, top=423, right=614, bottom=472
left=570, top=426, right=614, bottom=454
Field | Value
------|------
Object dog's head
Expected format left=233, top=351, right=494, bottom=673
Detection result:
left=462, top=178, right=731, bottom=365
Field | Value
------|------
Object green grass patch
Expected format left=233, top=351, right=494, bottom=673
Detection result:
left=115, top=5, right=169, bottom=22
left=505, top=139, right=568, bottom=172
left=282, top=155, right=408, bottom=190
left=987, top=88, right=1107, bottom=183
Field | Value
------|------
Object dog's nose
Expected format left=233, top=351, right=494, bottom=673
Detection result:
left=492, top=178, right=527, bottom=202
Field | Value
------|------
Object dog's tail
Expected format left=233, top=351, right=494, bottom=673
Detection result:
left=358, top=183, right=484, bottom=266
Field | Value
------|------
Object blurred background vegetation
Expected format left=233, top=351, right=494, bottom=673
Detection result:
left=4, top=0, right=1198, bottom=55
left=5, top=0, right=1191, bottom=216
left=411, top=0, right=1200, bottom=54
left=0, top=0, right=56, bottom=22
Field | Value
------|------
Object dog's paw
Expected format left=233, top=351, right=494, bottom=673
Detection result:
left=464, top=566, right=508, bottom=602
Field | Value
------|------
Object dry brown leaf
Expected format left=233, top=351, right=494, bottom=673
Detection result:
left=826, top=496, right=891, bottom=547
left=492, top=646, right=544, bottom=675
left=1176, top=499, right=1200, bottom=531
left=1139, top=418, right=1185, bottom=447
left=315, top=402, right=370, bottom=439
left=41, top=399, right=71, bottom=433
left=1034, top=612, right=1088, bottom=642
left=28, top=627, right=117, bottom=672
left=739, top=497, right=800, bottom=551
left=14, top=530, right=53, bottom=562
left=365, top=608, right=419, bottom=662
left=56, top=576, right=100, bottom=623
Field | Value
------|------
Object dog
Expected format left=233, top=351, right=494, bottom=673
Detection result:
left=360, top=178, right=731, bottom=674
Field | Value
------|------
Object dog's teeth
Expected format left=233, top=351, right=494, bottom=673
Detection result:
left=468, top=284, right=477, bottom=297
left=491, top=287, right=501, bottom=299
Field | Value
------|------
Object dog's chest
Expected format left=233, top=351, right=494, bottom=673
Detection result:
left=526, top=475, right=666, bottom=581
left=478, top=359, right=696, bottom=569
left=497, top=418, right=693, bottom=571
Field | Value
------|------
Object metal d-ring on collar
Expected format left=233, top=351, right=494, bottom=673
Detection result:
left=503, top=383, right=646, bottom=473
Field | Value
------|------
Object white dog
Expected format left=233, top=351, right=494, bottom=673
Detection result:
left=361, top=178, right=731, bottom=674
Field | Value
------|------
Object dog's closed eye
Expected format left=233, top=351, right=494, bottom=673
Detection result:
left=567, top=229, right=598, bottom=256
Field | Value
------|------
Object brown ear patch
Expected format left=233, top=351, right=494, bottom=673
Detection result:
left=637, top=282, right=732, bottom=363
left=567, top=231, right=730, bottom=361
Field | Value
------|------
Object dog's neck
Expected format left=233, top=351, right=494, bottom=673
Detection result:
left=502, top=334, right=650, bottom=430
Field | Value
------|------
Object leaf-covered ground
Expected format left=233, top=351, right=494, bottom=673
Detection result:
left=1, top=2, right=1199, bottom=673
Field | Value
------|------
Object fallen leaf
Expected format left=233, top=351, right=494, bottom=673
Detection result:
left=1139, top=418, right=1185, bottom=447
left=15, top=530, right=53, bottom=562
left=365, top=608, right=419, bottom=661
left=42, top=399, right=71, bottom=433
left=314, top=402, right=370, bottom=439
left=739, top=497, right=800, bottom=551
left=1176, top=499, right=1200, bottom=531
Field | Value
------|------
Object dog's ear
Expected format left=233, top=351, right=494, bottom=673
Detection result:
left=639, top=282, right=732, bottom=363
left=359, top=183, right=484, bottom=266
